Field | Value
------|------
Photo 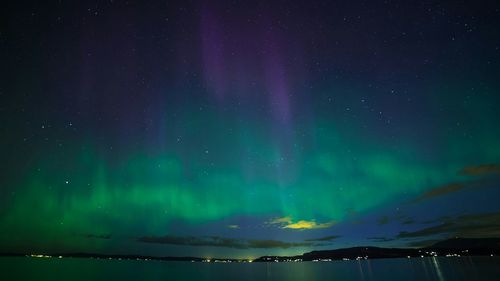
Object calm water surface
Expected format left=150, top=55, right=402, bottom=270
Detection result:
left=2, top=256, right=499, bottom=281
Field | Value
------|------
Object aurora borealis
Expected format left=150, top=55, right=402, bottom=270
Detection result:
left=1, top=1, right=500, bottom=259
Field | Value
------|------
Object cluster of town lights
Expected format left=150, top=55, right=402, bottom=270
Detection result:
left=26, top=250, right=495, bottom=262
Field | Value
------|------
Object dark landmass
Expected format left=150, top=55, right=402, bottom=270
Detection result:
left=0, top=252, right=240, bottom=263
left=1, top=238, right=499, bottom=263
left=254, top=238, right=500, bottom=262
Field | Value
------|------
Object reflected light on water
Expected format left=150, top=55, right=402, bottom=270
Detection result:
left=431, top=257, right=445, bottom=281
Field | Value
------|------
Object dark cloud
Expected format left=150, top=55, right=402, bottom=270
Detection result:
left=397, top=212, right=500, bottom=239
left=304, top=235, right=341, bottom=242
left=401, top=218, right=415, bottom=225
left=459, top=164, right=500, bottom=176
left=246, top=239, right=311, bottom=249
left=373, top=214, right=416, bottom=226
left=458, top=212, right=500, bottom=223
left=367, top=237, right=396, bottom=242
left=397, top=222, right=455, bottom=238
left=377, top=216, right=390, bottom=225
left=83, top=234, right=111, bottom=239
left=409, top=165, right=500, bottom=204
left=411, top=183, right=465, bottom=203
left=422, top=216, right=453, bottom=224
left=406, top=239, right=442, bottom=248
left=136, top=235, right=312, bottom=249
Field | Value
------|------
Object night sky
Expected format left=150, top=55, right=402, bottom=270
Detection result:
left=1, top=1, right=500, bottom=259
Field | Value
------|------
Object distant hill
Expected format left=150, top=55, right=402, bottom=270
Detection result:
left=254, top=238, right=500, bottom=262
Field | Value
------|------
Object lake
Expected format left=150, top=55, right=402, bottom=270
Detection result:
left=2, top=256, right=499, bottom=280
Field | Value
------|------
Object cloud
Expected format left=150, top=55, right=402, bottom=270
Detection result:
left=284, top=220, right=336, bottom=230
left=367, top=237, right=396, bottom=242
left=459, top=164, right=500, bottom=176
left=83, top=234, right=111, bottom=239
left=401, top=217, right=415, bottom=225
left=267, top=216, right=336, bottom=230
left=409, top=164, right=500, bottom=204
left=246, top=239, right=311, bottom=249
left=267, top=216, right=293, bottom=225
left=396, top=212, right=500, bottom=239
left=374, top=214, right=414, bottom=226
left=136, top=235, right=312, bottom=249
left=397, top=222, right=455, bottom=238
left=304, top=235, right=341, bottom=242
left=411, top=183, right=465, bottom=203
left=227, top=224, right=240, bottom=229
left=406, top=239, right=442, bottom=248
left=377, top=216, right=390, bottom=225
left=422, top=216, right=452, bottom=224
